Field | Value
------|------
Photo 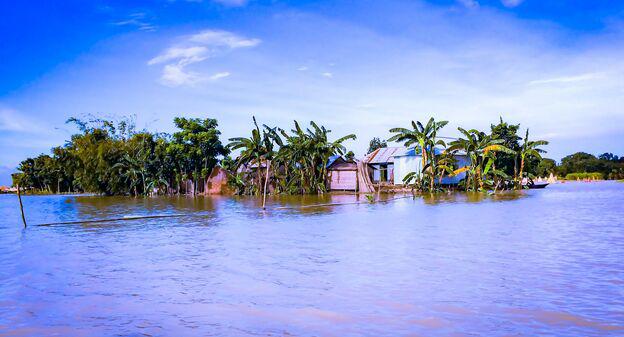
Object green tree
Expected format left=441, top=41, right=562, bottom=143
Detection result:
left=490, top=117, right=521, bottom=179
left=388, top=117, right=449, bottom=191
left=367, top=137, right=387, bottom=154
left=448, top=128, right=515, bottom=191
left=516, top=129, right=549, bottom=187
left=170, top=117, right=228, bottom=195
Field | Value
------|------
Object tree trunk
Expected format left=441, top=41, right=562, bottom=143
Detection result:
left=518, top=156, right=525, bottom=190
left=262, top=160, right=271, bottom=210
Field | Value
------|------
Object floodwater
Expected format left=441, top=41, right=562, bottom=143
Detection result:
left=0, top=182, right=623, bottom=336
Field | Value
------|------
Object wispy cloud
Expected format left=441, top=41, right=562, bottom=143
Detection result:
left=501, top=0, right=524, bottom=8
left=457, top=0, right=479, bottom=9
left=0, top=108, right=43, bottom=133
left=184, top=0, right=250, bottom=6
left=148, top=29, right=260, bottom=86
left=213, top=0, right=249, bottom=7
left=322, top=72, right=333, bottom=78
left=112, top=12, right=156, bottom=32
left=297, top=66, right=308, bottom=71
left=209, top=72, right=230, bottom=80
left=528, top=73, right=605, bottom=85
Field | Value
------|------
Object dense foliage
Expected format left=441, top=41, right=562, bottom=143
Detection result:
left=390, top=117, right=548, bottom=192
left=367, top=137, right=387, bottom=154
left=557, top=152, right=624, bottom=180
left=565, top=172, right=604, bottom=180
left=13, top=117, right=229, bottom=195
left=12, top=114, right=621, bottom=196
left=227, top=118, right=356, bottom=195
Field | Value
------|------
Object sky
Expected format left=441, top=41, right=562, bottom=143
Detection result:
left=1, top=0, right=623, bottom=185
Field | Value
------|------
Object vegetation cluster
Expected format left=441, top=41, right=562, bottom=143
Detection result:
left=11, top=114, right=622, bottom=197
left=12, top=116, right=228, bottom=196
left=388, top=117, right=548, bottom=192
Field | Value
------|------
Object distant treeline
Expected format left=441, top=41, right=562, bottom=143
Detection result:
left=11, top=116, right=356, bottom=196
left=13, top=116, right=229, bottom=196
left=11, top=115, right=623, bottom=196
left=556, top=152, right=624, bottom=180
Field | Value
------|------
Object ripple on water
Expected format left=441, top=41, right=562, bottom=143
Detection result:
left=0, top=182, right=623, bottom=336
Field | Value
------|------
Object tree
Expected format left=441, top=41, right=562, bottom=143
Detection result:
left=599, top=153, right=619, bottom=162
left=367, top=137, right=387, bottom=154
left=516, top=129, right=549, bottom=188
left=535, top=158, right=556, bottom=177
left=490, top=117, right=521, bottom=179
left=228, top=117, right=268, bottom=196
left=170, top=117, right=228, bottom=195
left=447, top=128, right=515, bottom=191
left=388, top=117, right=448, bottom=191
left=345, top=151, right=355, bottom=161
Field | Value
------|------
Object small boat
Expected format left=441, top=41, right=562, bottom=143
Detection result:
left=528, top=182, right=549, bottom=189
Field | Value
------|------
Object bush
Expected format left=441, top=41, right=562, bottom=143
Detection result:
left=565, top=172, right=604, bottom=180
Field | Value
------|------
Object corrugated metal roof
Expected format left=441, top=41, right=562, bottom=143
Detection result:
left=366, top=146, right=467, bottom=161
left=364, top=147, right=403, bottom=164
left=326, top=155, right=341, bottom=168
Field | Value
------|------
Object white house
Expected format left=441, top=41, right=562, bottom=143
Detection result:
left=392, top=147, right=470, bottom=185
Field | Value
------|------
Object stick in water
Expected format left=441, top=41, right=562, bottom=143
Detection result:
left=17, top=184, right=27, bottom=227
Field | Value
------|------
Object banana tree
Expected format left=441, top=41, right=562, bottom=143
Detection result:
left=448, top=128, right=515, bottom=191
left=228, top=117, right=267, bottom=195
left=516, top=129, right=548, bottom=189
left=389, top=117, right=448, bottom=191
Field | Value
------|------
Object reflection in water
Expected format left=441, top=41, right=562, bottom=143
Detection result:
left=0, top=182, right=623, bottom=336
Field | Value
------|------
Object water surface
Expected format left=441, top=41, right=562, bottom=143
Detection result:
left=1, top=182, right=623, bottom=336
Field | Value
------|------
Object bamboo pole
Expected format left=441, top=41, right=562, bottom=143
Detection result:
left=17, top=184, right=26, bottom=228
left=262, top=160, right=271, bottom=210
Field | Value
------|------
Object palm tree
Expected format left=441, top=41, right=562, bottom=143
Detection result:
left=447, top=128, right=515, bottom=191
left=260, top=124, right=282, bottom=209
left=228, top=117, right=267, bottom=195
left=517, top=129, right=548, bottom=188
left=389, top=117, right=448, bottom=191
left=112, top=153, right=144, bottom=196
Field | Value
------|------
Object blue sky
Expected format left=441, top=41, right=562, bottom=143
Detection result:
left=1, top=0, right=623, bottom=185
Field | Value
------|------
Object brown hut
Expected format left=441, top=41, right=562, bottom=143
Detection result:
left=327, top=156, right=358, bottom=191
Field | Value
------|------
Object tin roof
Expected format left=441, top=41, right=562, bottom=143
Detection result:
left=364, top=147, right=403, bottom=164
left=366, top=146, right=467, bottom=162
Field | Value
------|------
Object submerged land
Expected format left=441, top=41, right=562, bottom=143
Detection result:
left=8, top=116, right=624, bottom=200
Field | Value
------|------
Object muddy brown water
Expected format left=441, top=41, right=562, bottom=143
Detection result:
left=1, top=182, right=623, bottom=336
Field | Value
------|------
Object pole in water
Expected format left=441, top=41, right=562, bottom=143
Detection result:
left=262, top=159, right=271, bottom=210
left=17, top=184, right=27, bottom=228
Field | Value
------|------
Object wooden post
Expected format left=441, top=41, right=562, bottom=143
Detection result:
left=17, top=184, right=27, bottom=228
left=262, top=160, right=271, bottom=210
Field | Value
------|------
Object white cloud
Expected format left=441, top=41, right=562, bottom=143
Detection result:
left=149, top=29, right=260, bottom=86
left=213, top=0, right=249, bottom=7
left=528, top=73, right=605, bottom=85
left=297, top=66, right=308, bottom=71
left=0, top=108, right=46, bottom=133
left=161, top=64, right=202, bottom=87
left=148, top=46, right=209, bottom=65
left=189, top=30, right=260, bottom=48
left=322, top=72, right=333, bottom=78
left=0, top=108, right=28, bottom=131
left=501, top=0, right=524, bottom=8
left=113, top=12, right=156, bottom=32
left=458, top=0, right=479, bottom=9
left=209, top=72, right=231, bottom=80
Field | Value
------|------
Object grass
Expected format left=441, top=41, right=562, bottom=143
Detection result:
left=565, top=172, right=604, bottom=180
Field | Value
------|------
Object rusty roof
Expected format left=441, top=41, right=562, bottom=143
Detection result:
left=363, top=147, right=404, bottom=164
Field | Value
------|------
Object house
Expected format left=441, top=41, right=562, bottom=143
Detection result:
left=393, top=147, right=470, bottom=185
left=327, top=156, right=358, bottom=191
left=362, top=147, right=403, bottom=184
